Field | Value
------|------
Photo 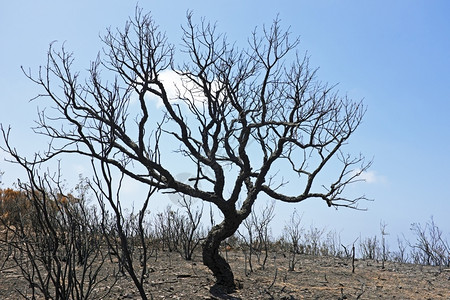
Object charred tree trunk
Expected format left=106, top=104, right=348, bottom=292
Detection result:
left=202, top=218, right=241, bottom=291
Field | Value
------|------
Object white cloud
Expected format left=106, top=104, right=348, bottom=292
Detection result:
left=154, top=70, right=185, bottom=106
left=354, top=169, right=387, bottom=184
left=131, top=70, right=221, bottom=109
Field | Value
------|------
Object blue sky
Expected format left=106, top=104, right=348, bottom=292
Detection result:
left=1, top=1, right=449, bottom=245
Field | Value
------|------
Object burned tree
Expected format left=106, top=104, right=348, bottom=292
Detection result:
left=3, top=8, right=370, bottom=291
left=0, top=157, right=112, bottom=299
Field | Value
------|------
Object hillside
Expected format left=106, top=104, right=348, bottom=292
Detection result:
left=1, top=248, right=449, bottom=299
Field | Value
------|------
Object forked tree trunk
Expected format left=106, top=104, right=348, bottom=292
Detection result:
left=202, top=218, right=240, bottom=291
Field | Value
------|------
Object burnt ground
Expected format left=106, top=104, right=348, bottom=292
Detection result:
left=1, top=249, right=449, bottom=299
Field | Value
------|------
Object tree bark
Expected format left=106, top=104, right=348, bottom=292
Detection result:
left=202, top=218, right=240, bottom=291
